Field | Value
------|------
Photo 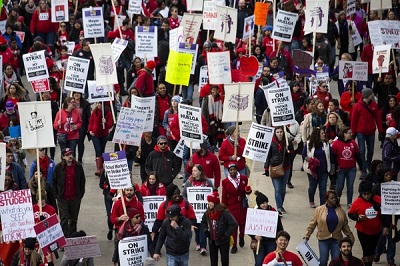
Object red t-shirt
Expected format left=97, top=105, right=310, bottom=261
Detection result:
left=331, top=139, right=360, bottom=169
left=263, top=250, right=303, bottom=266
left=348, top=195, right=382, bottom=235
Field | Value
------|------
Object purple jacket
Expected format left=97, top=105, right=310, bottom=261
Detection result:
left=382, top=138, right=400, bottom=173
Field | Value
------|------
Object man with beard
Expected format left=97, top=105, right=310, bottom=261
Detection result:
left=329, top=237, right=363, bottom=266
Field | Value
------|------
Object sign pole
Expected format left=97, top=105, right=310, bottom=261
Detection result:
left=102, top=101, right=105, bottom=129
left=392, top=49, right=398, bottom=78
left=234, top=83, right=241, bottom=157
left=36, top=148, right=42, bottom=214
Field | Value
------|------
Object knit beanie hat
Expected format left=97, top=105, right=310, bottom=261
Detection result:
left=126, top=207, right=140, bottom=219
left=207, top=191, right=220, bottom=203
left=361, top=88, right=373, bottom=99
left=24, top=238, right=36, bottom=250
left=157, top=135, right=167, bottom=144
left=166, top=183, right=179, bottom=199
left=171, top=95, right=181, bottom=103
left=146, top=60, right=156, bottom=70
left=255, top=190, right=269, bottom=206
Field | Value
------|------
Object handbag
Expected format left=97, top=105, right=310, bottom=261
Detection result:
left=270, top=147, right=286, bottom=178
left=57, top=133, right=67, bottom=145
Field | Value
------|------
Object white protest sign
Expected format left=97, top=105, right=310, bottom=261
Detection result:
left=118, top=235, right=148, bottom=265
left=381, top=181, right=400, bottom=215
left=64, top=56, right=90, bottom=93
left=90, top=43, right=118, bottom=86
left=131, top=95, right=155, bottom=132
left=87, top=82, right=114, bottom=103
left=186, top=0, right=204, bottom=11
left=207, top=51, right=232, bottom=84
left=0, top=20, right=5, bottom=35
left=51, top=0, right=68, bottom=22
left=178, top=43, right=198, bottom=74
left=370, top=0, right=392, bottom=10
left=23, top=50, right=48, bottom=82
left=244, top=208, right=279, bottom=238
left=338, top=61, right=368, bottom=81
left=351, top=26, right=363, bottom=46
left=203, top=0, right=225, bottom=30
left=0, top=143, right=5, bottom=191
left=64, top=235, right=101, bottom=260
left=296, top=240, right=320, bottom=266
left=368, top=20, right=400, bottom=49
left=222, top=82, right=254, bottom=122
left=113, top=107, right=147, bottom=146
left=372, top=45, right=391, bottom=74
left=19, top=101, right=55, bottom=149
left=173, top=138, right=186, bottom=158
left=199, top=66, right=208, bottom=90
left=0, top=189, right=36, bottom=242
left=82, top=7, right=105, bottom=38
left=214, top=5, right=238, bottom=43
left=103, top=151, right=131, bottom=189
left=143, top=196, right=166, bottom=231
left=128, top=0, right=141, bottom=14
left=243, top=123, right=274, bottom=162
left=178, top=104, right=203, bottom=143
left=304, top=0, right=329, bottom=33
left=169, top=26, right=184, bottom=51
left=34, top=214, right=66, bottom=255
left=113, top=15, right=126, bottom=31
left=187, top=187, right=213, bottom=223
left=265, top=86, right=296, bottom=126
left=111, top=38, right=128, bottom=62
left=243, top=15, right=255, bottom=40
left=272, top=10, right=297, bottom=42
left=135, top=26, right=158, bottom=59
left=180, top=13, right=203, bottom=44
left=346, top=0, right=356, bottom=16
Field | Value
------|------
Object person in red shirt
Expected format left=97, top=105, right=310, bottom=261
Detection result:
left=263, top=231, right=303, bottom=266
left=168, top=5, right=180, bottom=29
left=154, top=83, right=171, bottom=136
left=139, top=171, right=166, bottom=196
left=107, top=17, right=134, bottom=41
left=135, top=60, right=156, bottom=97
left=262, top=25, right=276, bottom=58
left=33, top=190, right=57, bottom=224
left=55, top=22, right=68, bottom=54
left=30, top=0, right=57, bottom=45
left=340, top=81, right=362, bottom=117
left=313, top=80, right=333, bottom=109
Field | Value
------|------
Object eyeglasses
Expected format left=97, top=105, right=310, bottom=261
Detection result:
left=133, top=215, right=141, bottom=219
left=158, top=87, right=166, bottom=90
left=158, top=142, right=167, bottom=145
left=322, top=85, right=329, bottom=88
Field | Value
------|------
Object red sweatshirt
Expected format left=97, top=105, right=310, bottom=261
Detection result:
left=331, top=139, right=360, bottom=169
left=110, top=196, right=144, bottom=229
left=53, top=109, right=83, bottom=140
left=88, top=108, right=113, bottom=138
left=30, top=9, right=56, bottom=34
left=348, top=195, right=382, bottom=235
left=185, top=151, right=221, bottom=188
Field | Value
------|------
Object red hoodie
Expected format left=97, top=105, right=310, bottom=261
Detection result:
left=169, top=114, right=209, bottom=141
left=53, top=108, right=83, bottom=140
left=331, top=139, right=360, bottom=169
left=185, top=151, right=221, bottom=188
left=30, top=9, right=57, bottom=34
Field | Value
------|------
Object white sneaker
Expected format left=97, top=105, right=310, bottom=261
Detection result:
left=196, top=244, right=200, bottom=251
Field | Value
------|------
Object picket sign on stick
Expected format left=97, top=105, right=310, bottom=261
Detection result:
left=118, top=189, right=127, bottom=215
left=392, top=49, right=398, bottom=78
left=36, top=148, right=42, bottom=214
left=111, top=0, right=123, bottom=40
left=179, top=85, right=183, bottom=95
left=106, top=85, right=122, bottom=150
left=101, top=102, right=105, bottom=129
left=173, top=84, right=177, bottom=96
left=234, top=83, right=241, bottom=157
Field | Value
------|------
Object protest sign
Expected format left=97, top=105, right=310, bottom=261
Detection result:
left=178, top=104, right=203, bottom=143
left=127, top=0, right=141, bottom=15
left=310, top=70, right=330, bottom=96
left=23, top=50, right=48, bottom=82
left=338, top=61, right=368, bottom=81
left=18, top=101, right=55, bottom=149
left=186, top=0, right=203, bottom=11
left=103, top=151, right=131, bottom=190
left=111, top=38, right=128, bottom=62
left=113, top=107, right=147, bottom=146
left=131, top=95, right=155, bottom=132
left=64, top=235, right=101, bottom=260
left=0, top=143, right=5, bottom=191
left=351, top=26, right=363, bottom=46
left=272, top=10, right=297, bottom=42
left=381, top=181, right=400, bottom=215
left=292, top=50, right=315, bottom=76
left=254, top=2, right=269, bottom=26
left=187, top=187, right=213, bottom=223
left=178, top=43, right=198, bottom=74
left=113, top=15, right=126, bottom=31
left=169, top=26, right=184, bottom=51
left=372, top=45, right=391, bottom=74
left=199, top=66, right=208, bottom=90
left=240, top=56, right=259, bottom=77
left=143, top=196, right=166, bottom=231
left=203, top=0, right=225, bottom=30
left=243, top=15, right=255, bottom=40
left=243, top=123, right=274, bottom=162
left=222, top=82, right=254, bottom=122
left=118, top=235, right=148, bottom=265
left=15, top=31, right=25, bottom=43
left=87, top=81, right=114, bottom=103
left=245, top=208, right=279, bottom=238
left=265, top=86, right=296, bottom=126
left=214, top=5, right=237, bottom=43
left=31, top=79, right=50, bottom=93
left=165, top=50, right=193, bottom=86
left=51, top=0, right=68, bottom=22
left=207, top=51, right=232, bottom=84
left=34, top=214, right=66, bottom=255
left=0, top=20, right=5, bottom=35
left=90, top=43, right=118, bottom=86
left=180, top=13, right=202, bottom=44
left=346, top=0, right=356, bottom=16
left=82, top=7, right=104, bottom=38
left=0, top=189, right=36, bottom=242
left=296, top=240, right=320, bottom=266
left=173, top=138, right=185, bottom=158
left=370, top=0, right=392, bottom=10
left=135, top=26, right=158, bottom=59
left=64, top=41, right=75, bottom=55
left=64, top=56, right=90, bottom=93
left=304, top=0, right=329, bottom=33
left=368, top=20, right=400, bottom=49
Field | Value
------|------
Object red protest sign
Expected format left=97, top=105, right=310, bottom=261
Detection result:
left=240, top=56, right=259, bottom=77
left=30, top=79, right=50, bottom=93
left=254, top=2, right=269, bottom=26
left=33, top=214, right=66, bottom=255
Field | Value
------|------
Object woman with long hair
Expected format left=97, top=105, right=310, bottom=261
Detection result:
left=380, top=95, right=398, bottom=146
left=304, top=191, right=354, bottom=266
left=331, top=127, right=362, bottom=208
left=30, top=0, right=55, bottom=45
left=55, top=22, right=68, bottom=54
left=302, top=100, right=327, bottom=143
left=0, top=81, right=28, bottom=111
left=139, top=171, right=166, bottom=196
left=2, top=65, right=21, bottom=97
left=302, top=127, right=334, bottom=208
left=219, top=125, right=247, bottom=177
left=325, top=112, right=345, bottom=144
left=72, top=92, right=91, bottom=163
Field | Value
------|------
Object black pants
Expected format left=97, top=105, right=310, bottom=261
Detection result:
left=57, top=197, right=82, bottom=237
left=209, top=240, right=230, bottom=266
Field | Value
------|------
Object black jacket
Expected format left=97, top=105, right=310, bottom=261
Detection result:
left=145, top=147, right=180, bottom=185
left=201, top=209, right=238, bottom=246
left=52, top=161, right=86, bottom=200
left=265, top=138, right=294, bottom=168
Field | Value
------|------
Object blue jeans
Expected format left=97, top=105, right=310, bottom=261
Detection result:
left=271, top=169, right=290, bottom=209
left=60, top=139, right=78, bottom=157
left=307, top=172, right=328, bottom=205
left=195, top=223, right=206, bottom=249
left=181, top=83, right=194, bottom=102
left=166, top=252, right=189, bottom=266
left=290, top=40, right=302, bottom=56
left=356, top=133, right=375, bottom=174
left=318, top=238, right=340, bottom=266
left=335, top=167, right=356, bottom=205
left=254, top=238, right=277, bottom=266
left=37, top=31, right=55, bottom=45
left=91, top=135, right=108, bottom=157
left=375, top=230, right=396, bottom=263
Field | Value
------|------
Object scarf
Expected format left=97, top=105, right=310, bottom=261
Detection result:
left=209, top=210, right=222, bottom=220
left=207, top=95, right=223, bottom=124
left=4, top=71, right=17, bottom=88
left=25, top=4, right=36, bottom=14
left=291, top=91, right=301, bottom=102
left=209, top=210, right=222, bottom=241
left=39, top=156, right=49, bottom=179
left=118, top=220, right=142, bottom=240
left=148, top=183, right=157, bottom=195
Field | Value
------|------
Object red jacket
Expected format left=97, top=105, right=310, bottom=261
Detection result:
left=135, top=69, right=154, bottom=97
left=139, top=182, right=166, bottom=197
left=110, top=196, right=145, bottom=229
left=0, top=48, right=16, bottom=70
left=218, top=137, right=246, bottom=171
left=313, top=87, right=332, bottom=109
left=107, top=27, right=135, bottom=41
left=169, top=114, right=209, bottom=141
left=340, top=90, right=362, bottom=116
left=348, top=195, right=381, bottom=235
left=53, top=109, right=83, bottom=140
left=88, top=108, right=113, bottom=138
left=155, top=198, right=196, bottom=221
left=361, top=43, right=373, bottom=75
left=351, top=99, right=383, bottom=136
left=185, top=151, right=221, bottom=188
left=331, top=139, right=360, bottom=169
left=221, top=174, right=251, bottom=224
left=30, top=9, right=56, bottom=34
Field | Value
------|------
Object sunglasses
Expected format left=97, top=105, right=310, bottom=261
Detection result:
left=322, top=85, right=328, bottom=88
left=158, top=142, right=168, bottom=145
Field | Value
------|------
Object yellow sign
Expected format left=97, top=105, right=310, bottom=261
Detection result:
left=165, top=50, right=193, bottom=86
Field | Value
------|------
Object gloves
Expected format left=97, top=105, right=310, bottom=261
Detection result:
left=263, top=170, right=269, bottom=176
left=204, top=230, right=210, bottom=239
